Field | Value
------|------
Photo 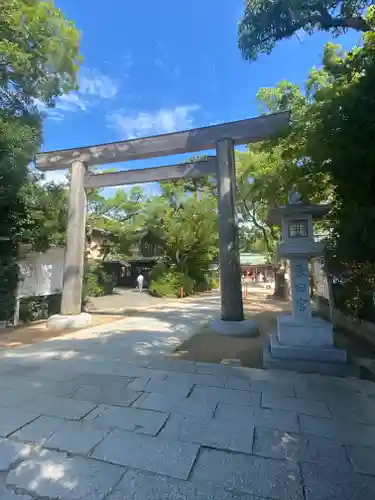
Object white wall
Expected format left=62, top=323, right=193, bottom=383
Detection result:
left=17, top=247, right=65, bottom=299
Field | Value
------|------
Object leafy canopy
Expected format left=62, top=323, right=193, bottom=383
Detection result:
left=0, top=0, right=81, bottom=113
left=238, top=0, right=372, bottom=61
left=237, top=7, right=375, bottom=317
left=0, top=0, right=81, bottom=321
left=304, top=14, right=375, bottom=317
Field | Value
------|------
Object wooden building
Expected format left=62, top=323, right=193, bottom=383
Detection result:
left=239, top=253, right=273, bottom=281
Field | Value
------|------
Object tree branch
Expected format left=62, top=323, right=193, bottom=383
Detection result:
left=328, top=16, right=370, bottom=32
left=245, top=200, right=273, bottom=254
left=286, top=5, right=371, bottom=35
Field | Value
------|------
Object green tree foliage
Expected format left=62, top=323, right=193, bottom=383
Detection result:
left=0, top=0, right=81, bottom=322
left=21, top=175, right=68, bottom=251
left=159, top=155, right=217, bottom=198
left=238, top=5, right=375, bottom=317
left=304, top=13, right=375, bottom=318
left=0, top=0, right=81, bottom=112
left=234, top=74, right=333, bottom=297
left=88, top=186, right=148, bottom=261
left=235, top=78, right=330, bottom=259
left=147, top=187, right=219, bottom=296
left=0, top=116, right=41, bottom=321
left=238, top=0, right=372, bottom=61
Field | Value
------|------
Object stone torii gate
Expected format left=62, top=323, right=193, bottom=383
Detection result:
left=36, top=111, right=289, bottom=332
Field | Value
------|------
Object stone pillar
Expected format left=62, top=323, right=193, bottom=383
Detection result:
left=216, top=138, right=244, bottom=322
left=61, top=160, right=87, bottom=315
left=290, top=258, right=312, bottom=321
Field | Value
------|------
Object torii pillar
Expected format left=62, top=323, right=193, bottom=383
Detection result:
left=48, top=160, right=92, bottom=329
left=211, top=138, right=259, bottom=337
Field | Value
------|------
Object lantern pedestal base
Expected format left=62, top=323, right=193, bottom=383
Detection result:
left=263, top=340, right=359, bottom=377
left=47, top=313, right=92, bottom=331
left=276, top=315, right=334, bottom=347
left=263, top=316, right=358, bottom=377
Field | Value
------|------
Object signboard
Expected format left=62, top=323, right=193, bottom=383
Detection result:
left=291, top=258, right=311, bottom=319
left=17, top=247, right=65, bottom=299
left=312, top=257, right=329, bottom=299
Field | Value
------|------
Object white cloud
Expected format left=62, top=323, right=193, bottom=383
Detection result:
left=33, top=98, right=66, bottom=121
left=47, top=110, right=65, bottom=121
left=38, top=68, right=119, bottom=121
left=42, top=170, right=69, bottom=184
left=79, top=68, right=118, bottom=99
left=108, top=104, right=200, bottom=139
left=55, top=93, right=87, bottom=112
left=28, top=163, right=68, bottom=185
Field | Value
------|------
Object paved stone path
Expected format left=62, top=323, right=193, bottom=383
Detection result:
left=0, top=293, right=374, bottom=499
left=86, top=288, right=169, bottom=314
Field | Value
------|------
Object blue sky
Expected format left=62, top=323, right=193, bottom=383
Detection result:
left=43, top=0, right=360, bottom=192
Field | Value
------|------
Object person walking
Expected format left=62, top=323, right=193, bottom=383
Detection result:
left=136, top=272, right=144, bottom=292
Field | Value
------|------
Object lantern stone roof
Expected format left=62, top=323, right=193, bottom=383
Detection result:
left=266, top=202, right=331, bottom=226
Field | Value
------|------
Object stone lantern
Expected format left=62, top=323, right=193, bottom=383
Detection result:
left=263, top=193, right=356, bottom=376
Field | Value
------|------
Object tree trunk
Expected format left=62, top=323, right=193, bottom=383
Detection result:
left=273, top=263, right=288, bottom=299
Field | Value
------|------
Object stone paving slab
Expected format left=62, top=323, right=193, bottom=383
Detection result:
left=294, top=381, right=360, bottom=402
left=146, top=359, right=198, bottom=373
left=250, top=379, right=296, bottom=397
left=348, top=378, right=375, bottom=396
left=90, top=429, right=200, bottom=480
left=111, top=365, right=169, bottom=380
left=261, top=393, right=331, bottom=418
left=6, top=449, right=125, bottom=500
left=43, top=420, right=110, bottom=455
left=164, top=371, right=227, bottom=388
left=299, top=414, right=375, bottom=446
left=125, top=376, right=151, bottom=391
left=144, top=378, right=194, bottom=397
left=72, top=384, right=142, bottom=407
left=223, top=377, right=295, bottom=396
left=194, top=362, right=247, bottom=377
left=83, top=404, right=111, bottom=422
left=135, top=392, right=216, bottom=417
left=0, top=292, right=375, bottom=500
left=215, top=403, right=300, bottom=433
left=90, top=405, right=169, bottom=435
left=0, top=438, right=31, bottom=471
left=346, top=444, right=375, bottom=475
left=224, top=376, right=295, bottom=397
left=0, top=489, right=33, bottom=500
left=222, top=377, right=253, bottom=391
left=6, top=378, right=87, bottom=399
left=301, top=461, right=375, bottom=500
left=22, top=395, right=96, bottom=421
left=0, top=408, right=38, bottom=437
left=0, top=388, right=33, bottom=408
left=72, top=373, right=135, bottom=389
left=31, top=365, right=84, bottom=382
left=108, top=468, right=261, bottom=500
left=253, top=428, right=349, bottom=464
left=191, top=448, right=303, bottom=500
left=9, top=415, right=66, bottom=445
left=159, top=413, right=255, bottom=454
left=327, top=394, right=375, bottom=425
left=189, top=386, right=261, bottom=407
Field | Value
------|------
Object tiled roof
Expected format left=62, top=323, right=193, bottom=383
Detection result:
left=239, top=253, right=270, bottom=265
